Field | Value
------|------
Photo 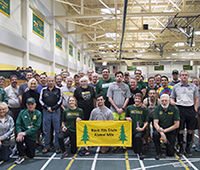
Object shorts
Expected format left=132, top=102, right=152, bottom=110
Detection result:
left=112, top=112, right=126, bottom=120
left=177, top=105, right=198, bottom=130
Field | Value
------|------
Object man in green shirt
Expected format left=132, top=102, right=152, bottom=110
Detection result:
left=153, top=94, right=180, bottom=160
left=123, top=72, right=130, bottom=85
left=96, top=68, right=115, bottom=108
left=134, top=69, right=146, bottom=98
left=145, top=77, right=158, bottom=98
left=15, top=97, right=42, bottom=164
left=0, top=88, right=8, bottom=104
left=126, top=93, right=148, bottom=160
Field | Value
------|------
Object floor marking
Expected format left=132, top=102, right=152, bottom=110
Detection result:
left=182, top=155, right=199, bottom=170
left=7, top=164, right=17, bottom=170
left=65, top=147, right=81, bottom=170
left=125, top=150, right=130, bottom=170
left=91, top=146, right=100, bottom=170
left=40, top=153, right=56, bottom=170
left=137, top=154, right=146, bottom=170
left=174, top=153, right=190, bottom=170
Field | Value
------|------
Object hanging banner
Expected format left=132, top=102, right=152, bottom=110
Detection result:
left=78, top=50, right=80, bottom=62
left=77, top=121, right=132, bottom=147
left=84, top=55, right=86, bottom=65
left=88, top=59, right=90, bottom=67
left=33, top=12, right=44, bottom=39
left=0, top=0, right=10, bottom=17
left=183, top=65, right=193, bottom=71
left=69, top=42, right=73, bottom=57
left=56, top=31, right=62, bottom=50
left=154, top=65, right=164, bottom=71
left=127, top=66, right=137, bottom=71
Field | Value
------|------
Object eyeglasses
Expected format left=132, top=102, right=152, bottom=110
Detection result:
left=102, top=71, right=109, bottom=73
left=181, top=74, right=188, bottom=76
left=135, top=73, right=141, bottom=75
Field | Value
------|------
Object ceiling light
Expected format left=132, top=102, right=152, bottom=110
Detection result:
left=166, top=57, right=170, bottom=59
left=101, top=51, right=106, bottom=54
left=101, top=8, right=120, bottom=14
left=102, top=62, right=107, bottom=66
left=135, top=54, right=142, bottom=57
left=99, top=46, right=105, bottom=49
left=108, top=45, right=114, bottom=48
left=106, top=33, right=119, bottom=38
left=173, top=42, right=185, bottom=47
left=172, top=53, right=177, bottom=56
left=195, top=31, right=200, bottom=35
left=189, top=53, right=194, bottom=55
left=179, top=49, right=185, bottom=51
left=151, top=28, right=163, bottom=30
left=182, top=57, right=186, bottom=58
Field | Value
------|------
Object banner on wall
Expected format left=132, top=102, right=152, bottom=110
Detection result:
left=56, top=31, right=62, bottom=50
left=0, top=0, right=10, bottom=17
left=88, top=59, right=90, bottom=67
left=33, top=12, right=44, bottom=39
left=127, top=66, right=137, bottom=71
left=84, top=55, right=86, bottom=65
left=69, top=42, right=73, bottom=57
left=76, top=121, right=132, bottom=147
left=154, top=65, right=164, bottom=71
left=183, top=65, right=193, bottom=71
left=78, top=50, right=80, bottom=61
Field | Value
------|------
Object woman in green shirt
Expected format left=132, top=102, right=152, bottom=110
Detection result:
left=58, top=96, right=84, bottom=159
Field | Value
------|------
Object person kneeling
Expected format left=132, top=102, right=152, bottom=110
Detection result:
left=153, top=94, right=180, bottom=160
left=126, top=93, right=148, bottom=160
left=58, top=96, right=83, bottom=159
left=14, top=98, right=42, bottom=164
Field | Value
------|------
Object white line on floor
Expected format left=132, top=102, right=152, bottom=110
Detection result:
left=91, top=146, right=100, bottom=170
left=137, top=154, right=146, bottom=170
left=182, top=155, right=199, bottom=170
left=40, top=153, right=56, bottom=170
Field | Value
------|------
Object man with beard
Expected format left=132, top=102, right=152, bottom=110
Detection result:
left=72, top=74, right=81, bottom=89
left=55, top=74, right=63, bottom=88
left=145, top=77, right=158, bottom=98
left=61, top=71, right=69, bottom=87
left=123, top=72, right=130, bottom=85
left=143, top=89, right=160, bottom=150
left=169, top=70, right=180, bottom=86
left=171, top=70, right=199, bottom=156
left=128, top=78, right=143, bottom=106
left=89, top=94, right=114, bottom=154
left=96, top=68, right=115, bottom=108
left=88, top=73, right=98, bottom=92
left=154, top=74, right=162, bottom=88
left=87, top=69, right=94, bottom=83
left=153, top=94, right=180, bottom=160
left=157, top=76, right=173, bottom=98
left=134, top=69, right=146, bottom=98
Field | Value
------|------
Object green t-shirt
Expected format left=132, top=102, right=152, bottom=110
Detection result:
left=126, top=105, right=148, bottom=134
left=96, top=77, right=116, bottom=108
left=123, top=81, right=130, bottom=86
left=145, top=86, right=158, bottom=98
left=137, top=80, right=146, bottom=91
left=62, top=107, right=84, bottom=133
left=154, top=104, right=180, bottom=129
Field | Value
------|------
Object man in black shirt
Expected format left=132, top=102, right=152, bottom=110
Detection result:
left=39, top=75, right=62, bottom=154
left=128, top=78, right=143, bottom=105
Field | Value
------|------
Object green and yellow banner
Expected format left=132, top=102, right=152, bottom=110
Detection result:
left=69, top=42, right=73, bottom=57
left=127, top=66, right=137, bottom=71
left=154, top=65, right=164, bottom=71
left=183, top=65, right=193, bottom=71
left=33, top=12, right=44, bottom=39
left=78, top=50, right=80, bottom=61
left=84, top=55, right=86, bottom=65
left=77, top=121, right=132, bottom=147
left=88, top=59, right=90, bottom=67
left=56, top=31, right=62, bottom=50
left=0, top=0, right=10, bottom=17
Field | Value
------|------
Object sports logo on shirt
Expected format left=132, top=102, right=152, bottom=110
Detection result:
left=81, top=91, right=91, bottom=100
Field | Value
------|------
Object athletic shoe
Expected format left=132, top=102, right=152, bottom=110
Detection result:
left=50, top=143, right=55, bottom=150
left=55, top=148, right=61, bottom=154
left=195, top=144, right=200, bottom=151
left=0, top=160, right=4, bottom=165
left=79, top=149, right=90, bottom=156
left=155, top=153, right=162, bottom=160
left=12, top=144, right=18, bottom=155
left=191, top=142, right=197, bottom=148
left=42, top=148, right=50, bottom=154
left=35, top=148, right=40, bottom=153
left=122, top=146, right=127, bottom=152
left=185, top=147, right=192, bottom=156
left=112, top=146, right=120, bottom=153
left=139, top=153, right=144, bottom=160
left=14, top=157, right=25, bottom=164
left=178, top=147, right=184, bottom=156
left=60, top=151, right=68, bottom=159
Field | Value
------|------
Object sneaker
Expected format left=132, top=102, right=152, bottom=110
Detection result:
left=122, top=146, right=127, bottom=152
left=55, top=148, right=61, bottom=154
left=195, top=144, right=200, bottom=152
left=178, top=147, right=184, bottom=156
left=50, top=143, right=55, bottom=150
left=42, top=148, right=50, bottom=154
left=112, top=146, right=120, bottom=153
left=139, top=153, right=144, bottom=160
left=60, top=151, right=68, bottom=159
left=0, top=160, right=4, bottom=165
left=12, top=144, right=18, bottom=155
left=185, top=147, right=192, bottom=156
left=35, top=148, right=40, bottom=153
left=155, top=153, right=162, bottom=160
left=79, top=149, right=90, bottom=156
left=14, top=157, right=25, bottom=164
left=191, top=142, right=197, bottom=149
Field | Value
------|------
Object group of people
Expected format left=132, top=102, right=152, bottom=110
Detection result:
left=0, top=67, right=200, bottom=165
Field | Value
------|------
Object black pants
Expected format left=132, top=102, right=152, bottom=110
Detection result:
left=17, top=137, right=36, bottom=158
left=0, top=145, right=10, bottom=161
left=58, top=129, right=77, bottom=154
left=153, top=129, right=176, bottom=156
left=132, top=130, right=146, bottom=154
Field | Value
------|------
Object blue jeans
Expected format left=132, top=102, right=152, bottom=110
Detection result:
left=43, top=108, right=61, bottom=149
left=0, top=145, right=10, bottom=161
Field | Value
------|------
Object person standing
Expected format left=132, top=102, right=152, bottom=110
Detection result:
left=145, top=77, right=158, bottom=98
left=154, top=74, right=162, bottom=88
left=55, top=74, right=63, bottom=88
left=157, top=76, right=173, bottom=98
left=170, top=70, right=199, bottom=156
left=72, top=74, right=81, bottom=89
left=96, top=68, right=115, bottom=108
left=61, top=71, right=69, bottom=87
left=126, top=93, right=148, bottom=160
left=35, top=73, right=47, bottom=93
left=88, top=73, right=98, bottom=92
left=123, top=72, right=130, bottom=85
left=169, top=70, right=180, bottom=86
left=39, top=75, right=62, bottom=154
left=87, top=69, right=94, bottom=83
left=134, top=69, right=146, bottom=98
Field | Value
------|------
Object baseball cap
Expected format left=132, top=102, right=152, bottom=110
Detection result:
left=26, top=97, right=36, bottom=104
left=74, top=74, right=81, bottom=78
left=172, top=70, right=179, bottom=74
left=124, top=72, right=130, bottom=76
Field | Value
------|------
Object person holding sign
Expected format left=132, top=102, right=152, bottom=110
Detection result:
left=89, top=94, right=114, bottom=154
left=58, top=96, right=83, bottom=159
left=126, top=93, right=148, bottom=160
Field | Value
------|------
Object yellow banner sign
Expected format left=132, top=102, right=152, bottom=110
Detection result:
left=76, top=121, right=132, bottom=147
